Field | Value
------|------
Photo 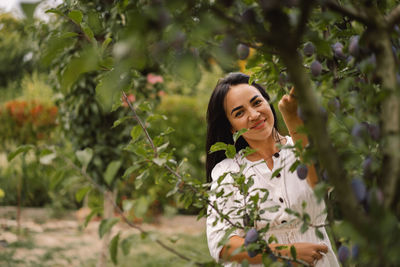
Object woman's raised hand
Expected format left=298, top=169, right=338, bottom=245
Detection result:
left=278, top=87, right=298, bottom=120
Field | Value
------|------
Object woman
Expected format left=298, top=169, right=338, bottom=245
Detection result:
left=205, top=73, right=339, bottom=266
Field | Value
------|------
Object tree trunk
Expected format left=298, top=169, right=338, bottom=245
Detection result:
left=96, top=189, right=116, bottom=267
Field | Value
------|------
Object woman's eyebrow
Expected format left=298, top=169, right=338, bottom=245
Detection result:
left=230, top=95, right=260, bottom=115
left=249, top=95, right=260, bottom=103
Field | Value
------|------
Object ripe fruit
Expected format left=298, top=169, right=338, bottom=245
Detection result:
left=351, top=244, right=359, bottom=259
left=362, top=156, right=372, bottom=176
left=351, top=122, right=368, bottom=139
left=349, top=35, right=360, bottom=57
left=296, top=164, right=308, bottom=180
left=332, top=42, right=346, bottom=60
left=351, top=178, right=367, bottom=203
left=303, top=42, right=315, bottom=57
left=311, top=60, right=322, bottom=76
left=367, top=123, right=380, bottom=141
left=338, top=245, right=350, bottom=263
left=237, top=44, right=250, bottom=60
left=244, top=228, right=259, bottom=245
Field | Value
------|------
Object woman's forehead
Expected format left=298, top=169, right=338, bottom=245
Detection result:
left=225, top=84, right=260, bottom=105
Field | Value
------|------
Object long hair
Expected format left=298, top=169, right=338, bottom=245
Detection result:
left=205, top=72, right=279, bottom=182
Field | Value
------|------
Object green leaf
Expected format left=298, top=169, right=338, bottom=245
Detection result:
left=39, top=153, right=57, bottom=165
left=121, top=235, right=136, bottom=256
left=225, top=144, right=236, bottom=158
left=75, top=148, right=93, bottom=169
left=112, top=116, right=131, bottom=128
left=104, top=161, right=122, bottom=185
left=99, top=218, right=120, bottom=238
left=68, top=10, right=83, bottom=24
left=45, top=8, right=64, bottom=16
left=233, top=128, right=248, bottom=143
left=8, top=145, right=35, bottom=161
left=290, top=245, right=297, bottom=260
left=110, top=232, right=120, bottom=265
left=271, top=167, right=284, bottom=179
left=152, top=157, right=167, bottom=166
left=209, top=142, right=227, bottom=153
left=123, top=165, right=141, bottom=179
left=315, top=227, right=324, bottom=240
left=130, top=125, right=142, bottom=142
left=21, top=2, right=40, bottom=21
left=61, top=47, right=100, bottom=93
left=218, top=227, right=237, bottom=247
left=81, top=22, right=95, bottom=41
left=84, top=207, right=101, bottom=228
left=122, top=199, right=134, bottom=212
left=102, top=37, right=113, bottom=52
left=75, top=187, right=91, bottom=203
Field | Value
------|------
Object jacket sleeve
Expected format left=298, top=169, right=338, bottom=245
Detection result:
left=206, top=160, right=244, bottom=262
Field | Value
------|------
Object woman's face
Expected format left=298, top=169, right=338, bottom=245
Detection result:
left=224, top=83, right=275, bottom=142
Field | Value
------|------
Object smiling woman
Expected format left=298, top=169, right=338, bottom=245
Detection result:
left=205, top=72, right=340, bottom=267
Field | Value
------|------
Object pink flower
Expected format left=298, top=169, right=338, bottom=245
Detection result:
left=147, top=73, right=164, bottom=84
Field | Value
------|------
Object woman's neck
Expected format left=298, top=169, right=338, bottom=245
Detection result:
left=245, top=134, right=284, bottom=161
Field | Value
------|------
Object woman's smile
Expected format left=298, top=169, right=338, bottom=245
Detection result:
left=250, top=119, right=266, bottom=130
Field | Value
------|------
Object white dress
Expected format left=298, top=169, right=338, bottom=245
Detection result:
left=206, top=136, right=340, bottom=267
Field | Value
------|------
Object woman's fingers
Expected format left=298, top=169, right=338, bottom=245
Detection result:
left=316, top=244, right=328, bottom=253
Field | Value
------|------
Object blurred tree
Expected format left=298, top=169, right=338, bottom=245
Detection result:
left=0, top=13, right=34, bottom=88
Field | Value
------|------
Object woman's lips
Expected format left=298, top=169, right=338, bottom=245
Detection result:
left=251, top=119, right=266, bottom=129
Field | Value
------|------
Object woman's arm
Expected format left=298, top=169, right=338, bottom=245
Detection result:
left=278, top=87, right=319, bottom=188
left=220, top=235, right=328, bottom=266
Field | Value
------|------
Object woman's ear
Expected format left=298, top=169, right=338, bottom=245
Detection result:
left=231, top=127, right=236, bottom=134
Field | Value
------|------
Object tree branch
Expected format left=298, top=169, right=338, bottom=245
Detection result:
left=386, top=4, right=400, bottom=29
left=293, top=0, right=315, bottom=46
left=323, top=0, right=370, bottom=25
left=122, top=91, right=158, bottom=158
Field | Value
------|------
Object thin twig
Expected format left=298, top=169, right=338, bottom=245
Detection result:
left=122, top=90, right=158, bottom=158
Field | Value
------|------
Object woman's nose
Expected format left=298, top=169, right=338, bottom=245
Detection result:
left=248, top=108, right=260, bottom=120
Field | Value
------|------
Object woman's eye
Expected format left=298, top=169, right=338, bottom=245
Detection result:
left=235, top=111, right=243, bottom=117
left=254, top=100, right=262, bottom=106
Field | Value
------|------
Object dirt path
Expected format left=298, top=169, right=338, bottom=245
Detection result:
left=0, top=207, right=207, bottom=266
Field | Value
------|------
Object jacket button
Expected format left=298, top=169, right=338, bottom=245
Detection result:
left=279, top=197, right=284, bottom=203
left=273, top=152, right=280, bottom=158
left=276, top=173, right=281, bottom=178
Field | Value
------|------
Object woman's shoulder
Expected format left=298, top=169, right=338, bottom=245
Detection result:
left=211, top=157, right=240, bottom=181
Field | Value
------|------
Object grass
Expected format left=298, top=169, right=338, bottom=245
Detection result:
left=84, top=232, right=218, bottom=267
left=0, top=225, right=217, bottom=267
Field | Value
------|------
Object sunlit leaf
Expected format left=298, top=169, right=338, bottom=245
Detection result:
left=99, top=218, right=120, bottom=238
left=8, top=145, right=35, bottom=161
left=68, top=10, right=83, bottom=25
left=75, top=148, right=93, bottom=169
left=104, top=160, right=122, bottom=185
left=110, top=232, right=120, bottom=265
left=75, top=186, right=91, bottom=203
